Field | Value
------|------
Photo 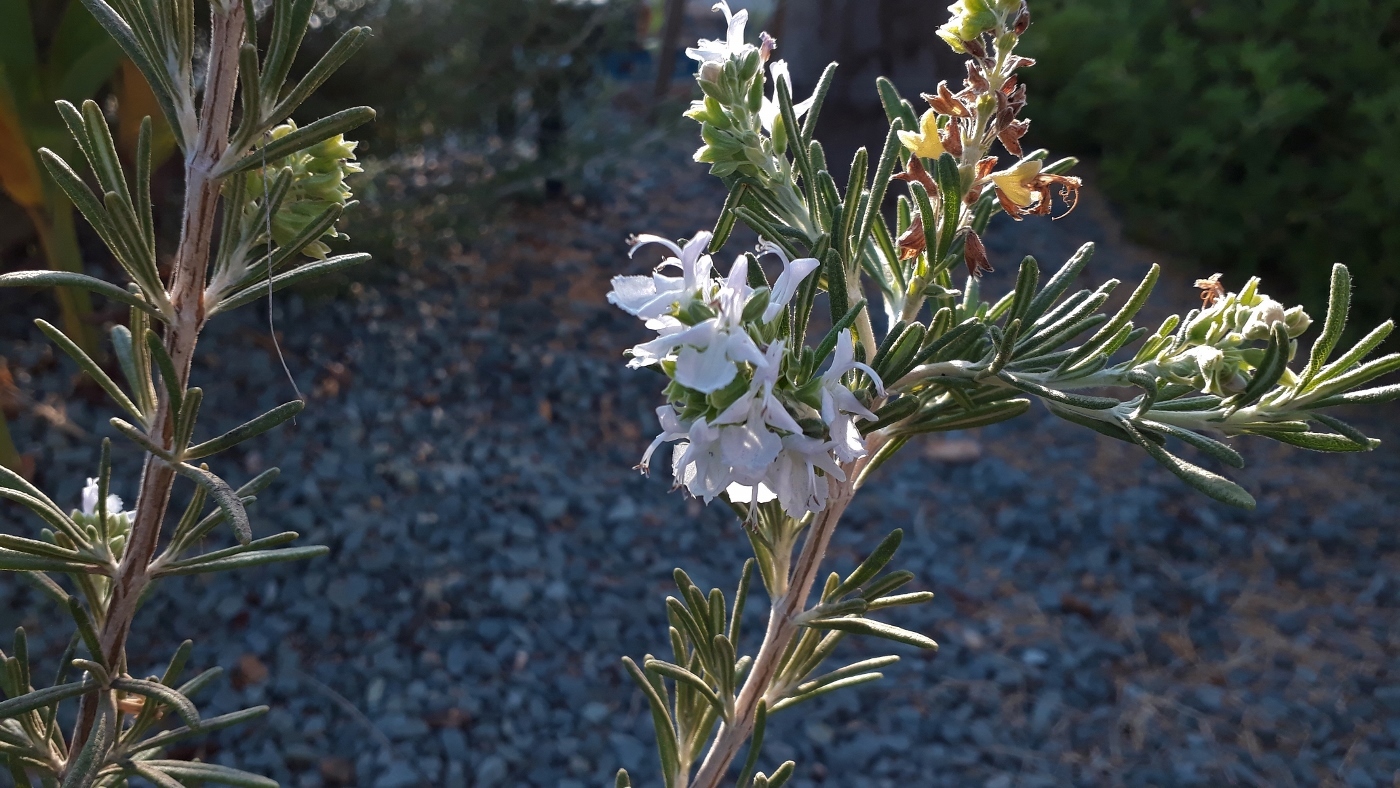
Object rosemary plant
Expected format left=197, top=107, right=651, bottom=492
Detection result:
left=0, top=0, right=372, bottom=784
left=609, top=2, right=1398, bottom=786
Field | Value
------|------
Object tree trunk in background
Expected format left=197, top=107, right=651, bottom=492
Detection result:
left=776, top=0, right=964, bottom=180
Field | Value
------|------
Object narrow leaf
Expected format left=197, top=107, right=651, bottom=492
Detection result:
left=184, top=401, right=304, bottom=460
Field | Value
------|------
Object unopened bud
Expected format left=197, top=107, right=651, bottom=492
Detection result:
left=698, top=60, right=724, bottom=88
left=1014, top=1, right=1031, bottom=35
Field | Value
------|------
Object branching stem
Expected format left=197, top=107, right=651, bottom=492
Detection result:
left=66, top=3, right=244, bottom=767
left=690, top=440, right=881, bottom=787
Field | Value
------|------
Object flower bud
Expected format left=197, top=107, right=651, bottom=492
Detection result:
left=698, top=61, right=724, bottom=92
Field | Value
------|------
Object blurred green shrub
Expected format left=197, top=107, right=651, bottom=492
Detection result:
left=1020, top=0, right=1400, bottom=332
left=292, top=0, right=646, bottom=264
left=303, top=0, right=641, bottom=156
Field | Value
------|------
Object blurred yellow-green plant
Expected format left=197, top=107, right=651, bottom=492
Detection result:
left=2, top=0, right=122, bottom=357
left=0, top=0, right=174, bottom=471
left=1020, top=0, right=1400, bottom=340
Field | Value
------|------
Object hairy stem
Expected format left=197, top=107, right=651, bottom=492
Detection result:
left=66, top=3, right=244, bottom=766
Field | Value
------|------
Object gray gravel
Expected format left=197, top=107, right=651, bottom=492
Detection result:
left=1, top=139, right=1396, bottom=788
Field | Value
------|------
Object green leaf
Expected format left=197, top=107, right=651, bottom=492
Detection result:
left=867, top=591, right=935, bottom=610
left=1123, top=421, right=1255, bottom=509
left=1301, top=263, right=1351, bottom=387
left=1062, top=263, right=1158, bottom=370
left=109, top=417, right=170, bottom=458
left=805, top=616, right=938, bottom=649
left=801, top=63, right=837, bottom=146
left=0, top=487, right=91, bottom=551
left=909, top=318, right=982, bottom=367
left=1024, top=242, right=1095, bottom=325
left=164, top=532, right=305, bottom=569
left=1229, top=323, right=1289, bottom=410
left=1308, top=320, right=1393, bottom=389
left=219, top=106, right=376, bottom=177
left=135, top=761, right=277, bottom=788
left=127, top=764, right=188, bottom=788
left=1305, top=352, right=1400, bottom=402
left=729, top=558, right=753, bottom=645
left=0, top=679, right=95, bottom=720
left=66, top=597, right=104, bottom=667
left=267, top=27, right=371, bottom=125
left=1313, top=413, right=1375, bottom=447
left=173, top=464, right=251, bottom=545
left=184, top=400, right=304, bottom=460
left=621, top=657, right=679, bottom=788
left=213, top=252, right=371, bottom=314
left=616, top=769, right=632, bottom=788
left=644, top=659, right=725, bottom=718
left=79, top=99, right=130, bottom=206
left=769, top=673, right=886, bottom=713
left=0, top=533, right=83, bottom=562
left=110, top=677, right=199, bottom=727
left=156, top=545, right=327, bottom=577
left=0, top=270, right=159, bottom=318
left=859, top=570, right=914, bottom=601
left=875, top=77, right=919, bottom=138
left=856, top=120, right=902, bottom=262
left=997, top=372, right=1119, bottom=410
left=710, top=181, right=748, bottom=252
left=932, top=153, right=961, bottom=269
left=59, top=694, right=111, bottom=788
left=1309, top=382, right=1400, bottom=407
left=1259, top=430, right=1377, bottom=452
left=812, top=299, right=867, bottom=367
left=858, top=396, right=919, bottom=435
left=897, top=397, right=1030, bottom=435
left=794, top=655, right=900, bottom=695
left=259, top=0, right=318, bottom=100
left=1006, top=256, right=1041, bottom=327
left=73, top=0, right=187, bottom=150
left=838, top=146, right=868, bottom=263
left=831, top=530, right=902, bottom=600
left=736, top=700, right=768, bottom=788
left=144, top=329, right=182, bottom=416
left=1137, top=420, right=1245, bottom=468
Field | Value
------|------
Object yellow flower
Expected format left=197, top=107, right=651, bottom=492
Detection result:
left=989, top=158, right=1043, bottom=208
left=897, top=110, right=946, bottom=160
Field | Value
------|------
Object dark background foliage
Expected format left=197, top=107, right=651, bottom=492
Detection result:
left=1019, top=0, right=1400, bottom=336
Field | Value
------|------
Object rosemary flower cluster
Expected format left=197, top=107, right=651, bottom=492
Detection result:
left=610, top=231, right=880, bottom=517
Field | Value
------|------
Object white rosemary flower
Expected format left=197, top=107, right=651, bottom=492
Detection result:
left=81, top=477, right=124, bottom=517
left=685, top=1, right=751, bottom=64
left=756, top=241, right=820, bottom=323
left=758, top=61, right=814, bottom=135
left=820, top=330, right=884, bottom=463
left=609, top=231, right=716, bottom=325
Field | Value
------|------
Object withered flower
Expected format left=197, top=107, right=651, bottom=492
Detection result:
left=892, top=155, right=937, bottom=194
left=1014, top=1, right=1031, bottom=34
left=989, top=158, right=1081, bottom=220
left=942, top=116, right=965, bottom=157
left=897, top=214, right=926, bottom=261
left=964, top=230, right=993, bottom=277
left=922, top=82, right=969, bottom=117
left=1195, top=273, right=1225, bottom=308
left=997, top=118, right=1030, bottom=157
left=965, top=61, right=991, bottom=93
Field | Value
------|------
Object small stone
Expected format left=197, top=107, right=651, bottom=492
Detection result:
left=475, top=755, right=509, bottom=787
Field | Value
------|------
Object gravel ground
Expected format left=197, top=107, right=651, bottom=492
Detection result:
left=1, top=131, right=1397, bottom=788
